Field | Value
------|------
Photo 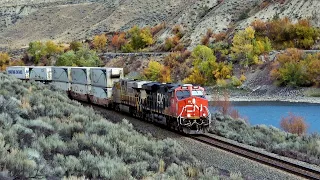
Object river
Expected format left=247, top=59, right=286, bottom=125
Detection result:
left=209, top=101, right=320, bottom=134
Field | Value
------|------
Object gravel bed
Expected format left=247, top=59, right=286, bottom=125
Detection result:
left=83, top=103, right=305, bottom=180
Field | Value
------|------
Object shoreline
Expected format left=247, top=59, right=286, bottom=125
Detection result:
left=206, top=95, right=320, bottom=104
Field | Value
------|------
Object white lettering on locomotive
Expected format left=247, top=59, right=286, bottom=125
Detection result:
left=157, top=93, right=164, bottom=105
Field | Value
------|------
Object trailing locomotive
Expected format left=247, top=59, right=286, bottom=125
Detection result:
left=6, top=66, right=211, bottom=134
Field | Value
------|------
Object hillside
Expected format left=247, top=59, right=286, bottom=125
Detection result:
left=0, top=0, right=319, bottom=49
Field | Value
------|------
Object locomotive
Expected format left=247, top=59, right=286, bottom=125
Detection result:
left=6, top=66, right=211, bottom=134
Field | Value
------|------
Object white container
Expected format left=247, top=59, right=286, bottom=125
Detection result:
left=70, top=83, right=91, bottom=102
left=71, top=67, right=91, bottom=85
left=90, top=67, right=124, bottom=87
left=6, top=66, right=30, bottom=79
left=52, top=67, right=71, bottom=82
left=89, top=86, right=113, bottom=106
left=29, top=66, right=52, bottom=81
left=52, top=81, right=71, bottom=91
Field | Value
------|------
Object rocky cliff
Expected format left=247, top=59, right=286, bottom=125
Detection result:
left=0, top=0, right=319, bottom=49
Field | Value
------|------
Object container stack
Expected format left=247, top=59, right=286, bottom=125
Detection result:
left=70, top=67, right=91, bottom=102
left=29, top=66, right=52, bottom=83
left=89, top=67, right=124, bottom=106
left=52, top=66, right=71, bottom=92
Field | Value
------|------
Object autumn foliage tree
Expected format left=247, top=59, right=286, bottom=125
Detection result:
left=27, top=41, right=64, bottom=65
left=232, top=26, right=272, bottom=66
left=93, top=34, right=107, bottom=52
left=143, top=60, right=171, bottom=83
left=0, top=52, right=10, bottom=71
left=184, top=45, right=217, bottom=85
left=280, top=112, right=308, bottom=136
left=251, top=18, right=320, bottom=49
left=111, top=32, right=126, bottom=52
left=123, top=26, right=154, bottom=52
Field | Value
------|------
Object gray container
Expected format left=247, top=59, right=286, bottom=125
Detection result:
left=90, top=67, right=124, bottom=87
left=89, top=86, right=113, bottom=106
left=71, top=67, right=91, bottom=85
left=52, top=81, right=71, bottom=91
left=29, top=66, right=52, bottom=81
left=6, top=66, right=30, bottom=79
left=52, top=67, right=71, bottom=82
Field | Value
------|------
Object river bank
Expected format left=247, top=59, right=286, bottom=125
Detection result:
left=205, top=86, right=320, bottom=104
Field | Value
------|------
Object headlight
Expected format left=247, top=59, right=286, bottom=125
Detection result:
left=187, top=114, right=191, bottom=118
left=203, top=113, right=206, bottom=117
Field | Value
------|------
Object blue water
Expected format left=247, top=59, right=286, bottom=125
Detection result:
left=209, top=101, right=320, bottom=134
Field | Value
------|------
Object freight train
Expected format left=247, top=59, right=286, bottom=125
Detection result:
left=6, top=66, right=211, bottom=134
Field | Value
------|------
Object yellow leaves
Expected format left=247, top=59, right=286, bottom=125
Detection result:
left=183, top=68, right=206, bottom=85
left=0, top=52, right=10, bottom=71
left=143, top=60, right=171, bottom=83
left=245, top=26, right=255, bottom=40
left=93, top=34, right=107, bottom=51
left=140, top=28, right=154, bottom=46
left=45, top=40, right=64, bottom=55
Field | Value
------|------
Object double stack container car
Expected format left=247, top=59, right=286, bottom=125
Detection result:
left=6, top=66, right=52, bottom=82
left=52, top=67, right=71, bottom=92
left=89, top=67, right=124, bottom=106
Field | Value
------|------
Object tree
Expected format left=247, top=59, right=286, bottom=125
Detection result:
left=56, top=50, right=76, bottom=66
left=45, top=41, right=63, bottom=56
left=231, top=26, right=255, bottom=66
left=27, top=41, right=47, bottom=64
left=280, top=112, right=308, bottom=136
left=190, top=45, right=217, bottom=84
left=56, top=46, right=102, bottom=67
left=69, top=41, right=83, bottom=52
left=111, top=32, right=126, bottom=52
left=93, top=34, right=107, bottom=52
left=127, top=26, right=154, bottom=51
left=143, top=60, right=171, bottom=82
left=0, top=52, right=10, bottom=71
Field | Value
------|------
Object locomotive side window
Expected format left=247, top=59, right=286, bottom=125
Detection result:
left=191, top=90, right=205, bottom=98
left=176, top=90, right=190, bottom=100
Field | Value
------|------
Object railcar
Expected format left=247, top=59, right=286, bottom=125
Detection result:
left=6, top=66, right=211, bottom=134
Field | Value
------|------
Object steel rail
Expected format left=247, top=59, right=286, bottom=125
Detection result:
left=190, top=134, right=320, bottom=180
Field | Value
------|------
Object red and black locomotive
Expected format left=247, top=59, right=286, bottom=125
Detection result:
left=113, top=79, right=211, bottom=134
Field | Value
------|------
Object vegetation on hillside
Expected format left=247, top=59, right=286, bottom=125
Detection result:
left=271, top=48, right=320, bottom=87
left=209, top=112, right=320, bottom=166
left=0, top=73, right=234, bottom=179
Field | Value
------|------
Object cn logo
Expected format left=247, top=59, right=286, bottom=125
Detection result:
left=157, top=93, right=164, bottom=105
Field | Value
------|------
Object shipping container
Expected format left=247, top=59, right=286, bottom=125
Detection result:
left=89, top=86, right=113, bottom=106
left=90, top=67, right=124, bottom=87
left=29, top=66, right=52, bottom=81
left=70, top=83, right=91, bottom=102
left=6, top=66, right=30, bottom=80
left=52, top=81, right=71, bottom=92
left=52, top=66, right=71, bottom=82
left=71, top=67, right=91, bottom=84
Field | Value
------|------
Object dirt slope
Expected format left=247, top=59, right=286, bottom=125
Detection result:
left=0, top=0, right=319, bottom=49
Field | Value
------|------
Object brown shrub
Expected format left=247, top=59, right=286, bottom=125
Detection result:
left=213, top=91, right=231, bottom=115
left=280, top=112, right=308, bottom=136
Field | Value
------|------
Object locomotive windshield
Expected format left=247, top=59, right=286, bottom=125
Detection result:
left=191, top=90, right=205, bottom=98
left=176, top=90, right=191, bottom=100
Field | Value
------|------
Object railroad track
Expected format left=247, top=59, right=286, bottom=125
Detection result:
left=190, top=134, right=320, bottom=180
left=82, top=102, right=320, bottom=179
